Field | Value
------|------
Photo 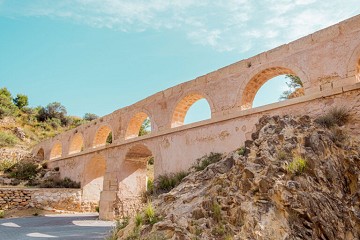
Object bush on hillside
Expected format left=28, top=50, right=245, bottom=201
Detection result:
left=0, top=132, right=18, bottom=147
left=39, top=177, right=80, bottom=188
left=315, top=107, right=350, bottom=128
left=193, top=152, right=223, bottom=171
left=9, top=161, right=39, bottom=180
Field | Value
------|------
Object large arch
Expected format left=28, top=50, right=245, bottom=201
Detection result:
left=125, top=112, right=151, bottom=140
left=171, top=93, right=213, bottom=128
left=50, top=141, right=62, bottom=160
left=82, top=154, right=106, bottom=203
left=346, top=43, right=360, bottom=83
left=69, top=133, right=84, bottom=154
left=93, top=125, right=112, bottom=148
left=239, top=66, right=303, bottom=110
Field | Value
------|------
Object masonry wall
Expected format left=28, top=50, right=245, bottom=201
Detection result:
left=0, top=188, right=97, bottom=212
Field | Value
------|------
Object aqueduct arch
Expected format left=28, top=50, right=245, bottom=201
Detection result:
left=50, top=141, right=62, bottom=160
left=171, top=93, right=213, bottom=128
left=239, top=67, right=304, bottom=110
left=125, top=112, right=151, bottom=140
left=118, top=144, right=153, bottom=198
left=82, top=154, right=106, bottom=203
left=93, top=125, right=112, bottom=148
left=36, top=148, right=44, bottom=161
left=69, top=133, right=84, bottom=154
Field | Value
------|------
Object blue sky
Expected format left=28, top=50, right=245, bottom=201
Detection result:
left=0, top=0, right=359, bottom=123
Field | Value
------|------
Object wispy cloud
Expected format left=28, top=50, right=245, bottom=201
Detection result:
left=0, top=0, right=359, bottom=52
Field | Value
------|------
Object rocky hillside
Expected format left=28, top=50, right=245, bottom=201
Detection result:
left=119, top=113, right=360, bottom=240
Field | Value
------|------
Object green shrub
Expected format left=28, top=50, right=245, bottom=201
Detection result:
left=144, top=202, right=158, bottom=225
left=193, top=152, right=223, bottom=171
left=95, top=206, right=99, bottom=213
left=39, top=177, right=80, bottom=188
left=315, top=107, right=350, bottom=128
left=277, top=150, right=288, bottom=161
left=135, top=212, right=143, bottom=227
left=0, top=210, right=4, bottom=218
left=10, top=161, right=39, bottom=180
left=0, top=159, right=17, bottom=172
left=287, top=156, right=306, bottom=175
left=211, top=201, right=222, bottom=223
left=0, top=132, right=18, bottom=147
left=236, top=147, right=246, bottom=156
left=155, top=171, right=188, bottom=194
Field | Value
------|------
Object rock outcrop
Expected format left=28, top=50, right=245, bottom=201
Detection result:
left=121, top=115, right=360, bottom=240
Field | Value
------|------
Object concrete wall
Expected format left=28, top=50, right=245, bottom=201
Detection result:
left=31, top=14, right=360, bottom=220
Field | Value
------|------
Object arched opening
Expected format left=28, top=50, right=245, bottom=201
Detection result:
left=50, top=141, right=62, bottom=160
left=171, top=93, right=212, bottom=128
left=240, top=67, right=304, bottom=110
left=118, top=144, right=154, bottom=200
left=93, top=125, right=112, bottom=148
left=125, top=112, right=151, bottom=140
left=69, top=133, right=84, bottom=154
left=82, top=154, right=106, bottom=205
left=36, top=148, right=44, bottom=161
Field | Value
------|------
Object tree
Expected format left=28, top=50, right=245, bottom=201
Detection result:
left=280, top=75, right=304, bottom=100
left=36, top=102, right=67, bottom=125
left=13, top=94, right=29, bottom=109
left=84, top=113, right=99, bottom=121
left=0, top=87, right=17, bottom=118
left=139, top=118, right=151, bottom=136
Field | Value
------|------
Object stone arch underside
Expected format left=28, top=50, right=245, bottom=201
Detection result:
left=69, top=133, right=84, bottom=154
left=50, top=141, right=62, bottom=160
left=118, top=144, right=153, bottom=204
left=240, top=67, right=299, bottom=110
left=82, top=154, right=106, bottom=203
left=171, top=93, right=212, bottom=128
left=93, top=125, right=112, bottom=148
left=125, top=112, right=150, bottom=140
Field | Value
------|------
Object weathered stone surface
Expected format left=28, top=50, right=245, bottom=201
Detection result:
left=121, top=115, right=360, bottom=239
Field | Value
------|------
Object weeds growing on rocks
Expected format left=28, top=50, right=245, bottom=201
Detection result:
left=193, top=152, right=222, bottom=171
left=315, top=107, right=350, bottom=128
left=287, top=156, right=307, bottom=175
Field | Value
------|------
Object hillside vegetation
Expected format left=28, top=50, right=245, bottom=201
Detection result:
left=114, top=109, right=360, bottom=240
left=0, top=87, right=98, bottom=150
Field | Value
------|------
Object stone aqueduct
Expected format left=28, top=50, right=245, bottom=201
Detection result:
left=33, top=15, right=360, bottom=220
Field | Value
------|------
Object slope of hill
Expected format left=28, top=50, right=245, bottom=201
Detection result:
left=117, top=112, right=360, bottom=240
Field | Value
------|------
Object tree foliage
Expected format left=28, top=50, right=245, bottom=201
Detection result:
left=36, top=102, right=68, bottom=126
left=84, top=113, right=99, bottom=121
left=0, top=87, right=17, bottom=118
left=13, top=94, right=29, bottom=109
left=139, top=118, right=151, bottom=136
left=280, top=75, right=304, bottom=100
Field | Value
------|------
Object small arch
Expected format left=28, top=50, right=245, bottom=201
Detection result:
left=125, top=112, right=152, bottom=140
left=69, top=133, right=84, bottom=154
left=171, top=93, right=212, bottom=128
left=240, top=67, right=303, bottom=110
left=93, top=125, right=112, bottom=148
left=50, top=141, right=62, bottom=160
left=82, top=154, right=106, bottom=203
left=125, top=144, right=153, bottom=163
left=346, top=43, right=360, bottom=82
left=36, top=148, right=44, bottom=161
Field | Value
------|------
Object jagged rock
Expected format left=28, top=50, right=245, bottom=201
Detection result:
left=121, top=115, right=360, bottom=240
left=14, top=127, right=26, bottom=140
